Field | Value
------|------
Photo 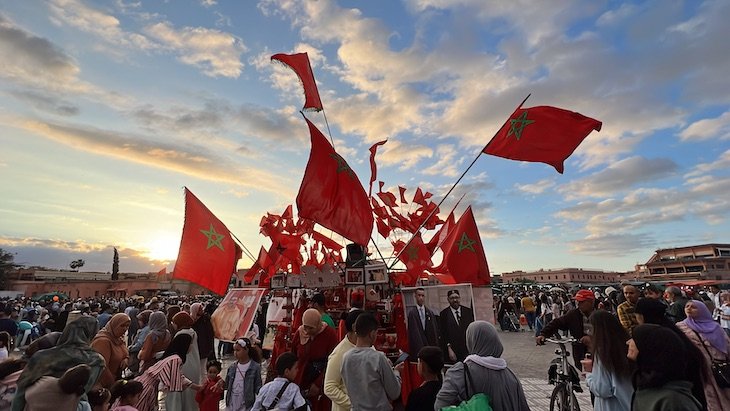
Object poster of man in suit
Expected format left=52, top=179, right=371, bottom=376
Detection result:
left=402, top=284, right=474, bottom=363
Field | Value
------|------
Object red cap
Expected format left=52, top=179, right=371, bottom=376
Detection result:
left=574, top=289, right=595, bottom=302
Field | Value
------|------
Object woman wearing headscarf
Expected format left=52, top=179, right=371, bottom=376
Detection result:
left=138, top=311, right=171, bottom=372
left=130, top=333, right=202, bottom=411
left=635, top=297, right=708, bottom=409
left=191, top=302, right=215, bottom=380
left=585, top=310, right=633, bottom=411
left=434, top=321, right=530, bottom=411
left=11, top=317, right=105, bottom=411
left=91, top=313, right=131, bottom=388
left=167, top=305, right=181, bottom=335
left=165, top=312, right=201, bottom=411
left=629, top=324, right=703, bottom=411
left=676, top=300, right=730, bottom=411
left=128, top=309, right=152, bottom=375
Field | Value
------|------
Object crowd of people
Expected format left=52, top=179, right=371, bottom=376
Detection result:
left=0, top=283, right=727, bottom=411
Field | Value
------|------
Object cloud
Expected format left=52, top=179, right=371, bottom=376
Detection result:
left=145, top=21, right=245, bottom=78
left=680, top=110, right=730, bottom=141
left=0, top=236, right=169, bottom=272
left=200, top=0, right=217, bottom=7
left=515, top=178, right=555, bottom=195
left=2, top=115, right=293, bottom=197
left=378, top=140, right=433, bottom=170
left=559, top=156, right=678, bottom=198
left=8, top=89, right=80, bottom=116
left=48, top=0, right=154, bottom=51
left=685, top=149, right=730, bottom=178
left=422, top=145, right=462, bottom=177
left=0, top=14, right=90, bottom=94
left=569, top=232, right=655, bottom=256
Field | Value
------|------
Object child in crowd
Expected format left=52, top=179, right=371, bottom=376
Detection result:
left=0, top=332, right=10, bottom=361
left=109, top=380, right=144, bottom=411
left=196, top=359, right=224, bottom=411
left=251, top=352, right=308, bottom=411
left=341, top=313, right=403, bottom=411
left=224, top=338, right=262, bottom=411
left=86, top=386, right=112, bottom=411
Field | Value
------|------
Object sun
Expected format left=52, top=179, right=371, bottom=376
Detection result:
left=144, top=234, right=180, bottom=262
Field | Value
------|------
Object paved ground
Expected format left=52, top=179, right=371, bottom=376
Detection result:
left=214, top=326, right=593, bottom=410
left=498, top=328, right=593, bottom=410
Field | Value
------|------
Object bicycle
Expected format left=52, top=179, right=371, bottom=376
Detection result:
left=544, top=337, right=581, bottom=411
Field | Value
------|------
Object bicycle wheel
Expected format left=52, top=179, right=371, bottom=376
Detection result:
left=549, top=383, right=569, bottom=411
left=569, top=388, right=581, bottom=411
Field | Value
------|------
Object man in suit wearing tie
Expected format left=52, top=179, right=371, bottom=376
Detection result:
left=439, top=289, right=474, bottom=363
left=407, top=288, right=440, bottom=359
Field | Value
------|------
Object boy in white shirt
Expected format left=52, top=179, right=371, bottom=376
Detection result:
left=251, top=352, right=308, bottom=411
left=720, top=292, right=730, bottom=337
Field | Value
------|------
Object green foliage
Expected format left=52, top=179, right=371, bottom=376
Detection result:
left=70, top=259, right=85, bottom=271
left=112, top=247, right=119, bottom=281
left=0, top=248, right=20, bottom=289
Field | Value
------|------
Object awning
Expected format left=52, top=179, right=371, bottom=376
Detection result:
left=666, top=280, right=725, bottom=286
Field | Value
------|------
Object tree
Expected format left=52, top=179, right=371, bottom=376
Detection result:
left=112, top=248, right=119, bottom=281
left=70, top=259, right=85, bottom=271
left=0, top=248, right=20, bottom=289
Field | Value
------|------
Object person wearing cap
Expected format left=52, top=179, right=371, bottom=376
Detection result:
left=536, top=289, right=595, bottom=370
left=616, top=285, right=640, bottom=336
left=291, top=309, right=338, bottom=411
left=439, top=289, right=474, bottom=363
left=643, top=283, right=666, bottom=302
left=406, top=288, right=440, bottom=360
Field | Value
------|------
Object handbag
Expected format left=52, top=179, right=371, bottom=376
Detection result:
left=692, top=330, right=730, bottom=388
left=440, top=363, right=492, bottom=411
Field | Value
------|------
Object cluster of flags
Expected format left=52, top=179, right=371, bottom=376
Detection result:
left=171, top=52, right=602, bottom=295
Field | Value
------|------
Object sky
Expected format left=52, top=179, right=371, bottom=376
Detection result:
left=1, top=0, right=728, bottom=277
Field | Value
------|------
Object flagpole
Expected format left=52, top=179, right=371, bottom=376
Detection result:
left=388, top=94, right=531, bottom=270
left=230, top=232, right=257, bottom=263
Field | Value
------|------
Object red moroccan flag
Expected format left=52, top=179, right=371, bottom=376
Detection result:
left=173, top=188, right=241, bottom=295
left=157, top=267, right=167, bottom=276
left=398, top=186, right=408, bottom=204
left=271, top=53, right=323, bottom=111
left=368, top=140, right=387, bottom=196
left=296, top=117, right=374, bottom=246
left=425, top=211, right=455, bottom=255
left=395, top=233, right=432, bottom=279
left=484, top=105, right=601, bottom=174
left=433, top=206, right=490, bottom=285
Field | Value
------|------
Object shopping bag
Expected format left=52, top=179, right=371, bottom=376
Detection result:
left=440, top=393, right=492, bottom=411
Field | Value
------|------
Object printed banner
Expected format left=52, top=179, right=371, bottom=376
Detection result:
left=211, top=288, right=266, bottom=341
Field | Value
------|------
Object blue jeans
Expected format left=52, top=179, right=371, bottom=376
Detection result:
left=525, top=311, right=536, bottom=329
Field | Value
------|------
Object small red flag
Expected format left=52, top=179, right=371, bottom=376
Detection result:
left=157, top=267, right=167, bottom=276
left=432, top=206, right=490, bottom=285
left=425, top=211, right=455, bottom=255
left=484, top=105, right=601, bottom=174
left=398, top=186, right=408, bottom=204
left=296, top=117, right=374, bottom=246
left=271, top=53, right=323, bottom=111
left=173, top=188, right=240, bottom=295
left=368, top=140, right=387, bottom=196
left=394, top=233, right=432, bottom=285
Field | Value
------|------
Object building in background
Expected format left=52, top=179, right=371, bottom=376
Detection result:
left=633, top=243, right=730, bottom=281
left=500, top=268, right=620, bottom=284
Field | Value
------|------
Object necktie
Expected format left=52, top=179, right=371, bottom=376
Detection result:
left=455, top=309, right=461, bottom=325
left=420, top=307, right=426, bottom=329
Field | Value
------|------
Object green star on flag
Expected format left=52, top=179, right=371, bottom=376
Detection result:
left=200, top=224, right=225, bottom=251
left=329, top=153, right=355, bottom=178
left=456, top=232, right=476, bottom=253
left=406, top=244, right=419, bottom=260
left=506, top=110, right=535, bottom=140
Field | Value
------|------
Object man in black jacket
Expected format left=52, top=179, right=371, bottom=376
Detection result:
left=536, top=289, right=595, bottom=370
left=407, top=288, right=440, bottom=360
left=439, top=289, right=474, bottom=363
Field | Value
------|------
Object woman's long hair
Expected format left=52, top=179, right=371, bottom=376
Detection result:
left=590, top=310, right=634, bottom=378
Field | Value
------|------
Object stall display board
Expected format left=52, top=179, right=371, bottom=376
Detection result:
left=211, top=288, right=267, bottom=341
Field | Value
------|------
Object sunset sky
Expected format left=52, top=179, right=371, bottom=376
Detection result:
left=1, top=0, right=728, bottom=276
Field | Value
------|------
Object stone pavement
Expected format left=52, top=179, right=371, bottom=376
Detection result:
left=499, top=328, right=593, bottom=411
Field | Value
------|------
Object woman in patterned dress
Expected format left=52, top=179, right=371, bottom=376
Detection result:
left=132, top=333, right=202, bottom=411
